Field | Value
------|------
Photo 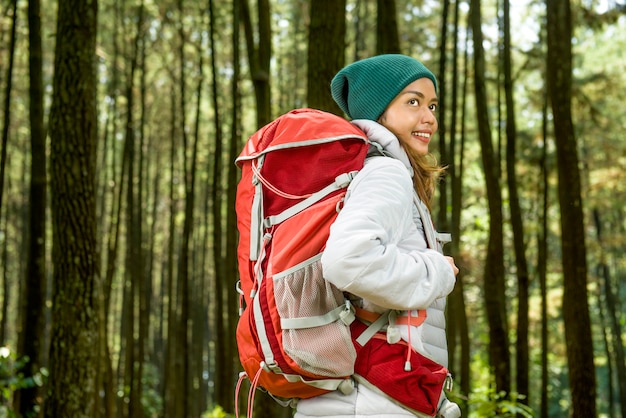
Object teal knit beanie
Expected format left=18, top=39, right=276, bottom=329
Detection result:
left=330, top=54, right=438, bottom=121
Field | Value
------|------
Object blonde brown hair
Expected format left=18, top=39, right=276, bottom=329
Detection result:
left=400, top=142, right=445, bottom=211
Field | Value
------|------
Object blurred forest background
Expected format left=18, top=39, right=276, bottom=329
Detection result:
left=0, top=0, right=625, bottom=417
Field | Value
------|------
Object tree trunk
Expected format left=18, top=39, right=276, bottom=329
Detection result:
left=0, top=0, right=17, bottom=221
left=376, top=0, right=400, bottom=54
left=211, top=0, right=228, bottom=405
left=601, top=267, right=626, bottom=418
left=174, top=1, right=192, bottom=416
left=99, top=3, right=123, bottom=417
left=226, top=0, right=242, bottom=412
left=469, top=0, right=510, bottom=395
left=189, top=21, right=206, bottom=417
left=241, top=0, right=272, bottom=126
left=174, top=3, right=203, bottom=414
left=447, top=6, right=470, bottom=414
left=210, top=0, right=239, bottom=412
left=307, top=0, right=346, bottom=115
left=137, top=4, right=150, bottom=417
left=546, top=0, right=597, bottom=416
left=45, top=0, right=100, bottom=416
left=538, top=94, right=549, bottom=418
left=436, top=0, right=450, bottom=233
left=148, top=149, right=163, bottom=406
left=17, top=0, right=47, bottom=415
left=164, top=85, right=181, bottom=418
left=502, top=0, right=530, bottom=405
left=352, top=0, right=371, bottom=61
left=0, top=218, right=8, bottom=345
left=592, top=208, right=626, bottom=417
left=116, top=4, right=146, bottom=417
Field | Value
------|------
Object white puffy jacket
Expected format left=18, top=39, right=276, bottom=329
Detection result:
left=294, top=120, right=456, bottom=418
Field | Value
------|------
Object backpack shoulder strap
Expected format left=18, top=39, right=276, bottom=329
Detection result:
left=413, top=193, right=451, bottom=252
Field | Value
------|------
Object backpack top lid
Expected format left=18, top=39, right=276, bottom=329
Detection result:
left=236, top=108, right=368, bottom=164
left=235, top=108, right=370, bottom=221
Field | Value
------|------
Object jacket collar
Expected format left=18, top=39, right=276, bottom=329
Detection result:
left=350, top=119, right=412, bottom=173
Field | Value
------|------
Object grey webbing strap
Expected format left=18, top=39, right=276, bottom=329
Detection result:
left=355, top=310, right=391, bottom=346
left=249, top=156, right=266, bottom=261
left=414, top=193, right=438, bottom=251
left=437, top=232, right=452, bottom=245
left=264, top=171, right=358, bottom=229
left=280, top=302, right=355, bottom=330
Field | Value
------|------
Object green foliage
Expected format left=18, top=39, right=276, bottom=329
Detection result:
left=201, top=405, right=235, bottom=418
left=141, top=363, right=164, bottom=418
left=0, top=347, right=47, bottom=418
left=467, top=386, right=535, bottom=418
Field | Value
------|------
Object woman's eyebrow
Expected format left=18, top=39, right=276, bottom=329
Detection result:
left=402, top=90, right=438, bottom=103
left=402, top=90, right=424, bottom=98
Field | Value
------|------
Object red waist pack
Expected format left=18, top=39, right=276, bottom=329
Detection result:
left=351, top=321, right=449, bottom=417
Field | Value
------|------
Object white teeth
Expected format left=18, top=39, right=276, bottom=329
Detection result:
left=413, top=132, right=430, bottom=138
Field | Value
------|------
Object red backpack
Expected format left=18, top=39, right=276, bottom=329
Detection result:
left=234, top=109, right=369, bottom=415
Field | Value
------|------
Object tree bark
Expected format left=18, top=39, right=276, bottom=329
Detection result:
left=447, top=7, right=471, bottom=414
left=592, top=208, right=626, bottom=417
left=546, top=0, right=597, bottom=415
left=502, top=0, right=530, bottom=405
left=175, top=1, right=192, bottom=416
left=226, top=0, right=242, bottom=412
left=376, top=0, right=401, bottom=54
left=307, top=0, right=346, bottom=115
left=0, top=0, right=17, bottom=222
left=470, top=0, right=511, bottom=395
left=17, top=0, right=47, bottom=415
left=99, top=1, right=122, bottom=417
left=189, top=18, right=206, bottom=417
left=209, top=0, right=240, bottom=412
left=163, top=85, right=180, bottom=418
left=436, top=0, right=450, bottom=233
left=123, top=4, right=146, bottom=418
left=538, top=92, right=549, bottom=418
left=241, top=0, right=272, bottom=126
left=45, top=0, right=100, bottom=416
left=0, top=224, right=8, bottom=345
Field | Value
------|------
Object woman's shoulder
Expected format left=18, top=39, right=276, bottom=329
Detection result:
left=349, top=155, right=413, bottom=201
left=363, top=153, right=407, bottom=172
left=361, top=155, right=412, bottom=185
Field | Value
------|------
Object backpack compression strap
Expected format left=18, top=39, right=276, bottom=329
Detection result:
left=263, top=171, right=358, bottom=229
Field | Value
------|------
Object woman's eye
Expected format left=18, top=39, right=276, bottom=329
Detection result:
left=408, top=98, right=419, bottom=106
left=429, top=104, right=438, bottom=111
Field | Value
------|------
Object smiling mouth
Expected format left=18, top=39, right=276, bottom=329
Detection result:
left=412, top=132, right=431, bottom=140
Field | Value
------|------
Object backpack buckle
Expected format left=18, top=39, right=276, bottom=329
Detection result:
left=338, top=300, right=355, bottom=325
left=334, top=171, right=358, bottom=188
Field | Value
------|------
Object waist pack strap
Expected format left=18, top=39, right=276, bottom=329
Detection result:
left=355, top=310, right=391, bottom=346
left=282, top=373, right=355, bottom=394
left=354, top=307, right=427, bottom=328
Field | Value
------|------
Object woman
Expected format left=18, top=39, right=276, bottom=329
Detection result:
left=294, top=55, right=461, bottom=417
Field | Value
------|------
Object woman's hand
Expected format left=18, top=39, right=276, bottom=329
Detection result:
left=445, top=256, right=459, bottom=276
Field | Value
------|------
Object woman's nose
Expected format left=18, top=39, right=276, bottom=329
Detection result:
left=422, top=109, right=437, bottom=126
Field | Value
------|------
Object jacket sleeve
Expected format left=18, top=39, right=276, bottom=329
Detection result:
left=321, top=156, right=456, bottom=311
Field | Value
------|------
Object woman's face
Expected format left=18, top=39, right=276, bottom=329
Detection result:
left=378, top=78, right=438, bottom=156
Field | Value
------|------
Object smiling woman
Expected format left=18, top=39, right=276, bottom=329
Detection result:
left=293, top=54, right=461, bottom=418
left=330, top=55, right=444, bottom=211
left=379, top=78, right=439, bottom=157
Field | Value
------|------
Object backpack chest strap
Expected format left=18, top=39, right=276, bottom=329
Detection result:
left=353, top=307, right=427, bottom=346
